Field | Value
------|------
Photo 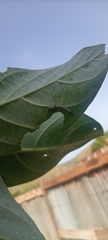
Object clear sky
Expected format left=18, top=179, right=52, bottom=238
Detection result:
left=0, top=0, right=108, bottom=163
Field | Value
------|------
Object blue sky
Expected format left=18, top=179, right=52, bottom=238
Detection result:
left=0, top=0, right=108, bottom=163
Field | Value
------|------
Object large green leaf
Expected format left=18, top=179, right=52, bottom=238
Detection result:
left=0, top=113, right=103, bottom=187
left=0, top=44, right=108, bottom=156
left=0, top=176, right=45, bottom=240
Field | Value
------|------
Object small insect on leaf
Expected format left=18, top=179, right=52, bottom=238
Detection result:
left=48, top=104, right=73, bottom=115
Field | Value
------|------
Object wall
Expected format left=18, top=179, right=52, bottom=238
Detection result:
left=15, top=147, right=108, bottom=240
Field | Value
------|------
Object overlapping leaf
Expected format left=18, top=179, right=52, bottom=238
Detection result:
left=0, top=176, right=45, bottom=240
left=0, top=44, right=108, bottom=156
left=1, top=44, right=108, bottom=240
left=0, top=113, right=103, bottom=187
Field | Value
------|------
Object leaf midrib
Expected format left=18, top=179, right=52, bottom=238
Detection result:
left=0, top=49, right=105, bottom=107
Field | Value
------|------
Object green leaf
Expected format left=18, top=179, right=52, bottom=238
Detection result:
left=0, top=44, right=108, bottom=155
left=0, top=176, right=45, bottom=240
left=0, top=113, right=103, bottom=187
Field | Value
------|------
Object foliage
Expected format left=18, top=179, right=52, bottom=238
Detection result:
left=0, top=44, right=108, bottom=239
left=91, top=131, right=108, bottom=152
left=9, top=180, right=40, bottom=197
left=0, top=176, right=45, bottom=240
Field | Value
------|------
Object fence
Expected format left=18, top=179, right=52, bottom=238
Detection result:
left=15, top=147, right=108, bottom=240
